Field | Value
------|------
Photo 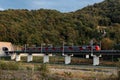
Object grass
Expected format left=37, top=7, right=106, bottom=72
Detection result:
left=0, top=59, right=119, bottom=80
left=0, top=56, right=120, bottom=80
left=0, top=60, right=66, bottom=80
left=0, top=60, right=20, bottom=70
left=1, top=55, right=119, bottom=67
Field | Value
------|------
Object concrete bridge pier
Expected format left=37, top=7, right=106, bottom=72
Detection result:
left=64, top=54, right=73, bottom=64
left=27, top=53, right=33, bottom=62
left=86, top=54, right=89, bottom=58
left=15, top=54, right=21, bottom=62
left=11, top=53, right=16, bottom=60
left=43, top=54, right=49, bottom=63
left=93, top=54, right=102, bottom=66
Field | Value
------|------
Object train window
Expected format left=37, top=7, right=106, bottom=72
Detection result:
left=87, top=46, right=91, bottom=50
left=60, top=47, right=63, bottom=50
left=38, top=48, right=41, bottom=50
left=45, top=47, right=48, bottom=51
left=69, top=47, right=73, bottom=50
left=52, top=47, right=56, bottom=50
left=79, top=47, right=83, bottom=50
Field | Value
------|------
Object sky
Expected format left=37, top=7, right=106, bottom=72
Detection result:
left=0, top=0, right=104, bottom=12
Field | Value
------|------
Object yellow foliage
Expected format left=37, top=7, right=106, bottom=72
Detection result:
left=101, top=38, right=114, bottom=50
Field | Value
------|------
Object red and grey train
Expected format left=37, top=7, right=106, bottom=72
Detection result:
left=22, top=45, right=101, bottom=52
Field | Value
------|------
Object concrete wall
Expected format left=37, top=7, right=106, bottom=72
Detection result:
left=0, top=42, right=14, bottom=56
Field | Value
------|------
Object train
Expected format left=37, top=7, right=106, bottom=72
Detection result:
left=22, top=45, right=101, bottom=52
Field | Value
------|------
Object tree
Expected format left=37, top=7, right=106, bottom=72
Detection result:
left=101, top=38, right=114, bottom=50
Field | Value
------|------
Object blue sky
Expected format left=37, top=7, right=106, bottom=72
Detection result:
left=0, top=0, right=104, bottom=12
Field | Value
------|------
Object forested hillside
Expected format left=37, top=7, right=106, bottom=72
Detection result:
left=0, top=0, right=120, bottom=49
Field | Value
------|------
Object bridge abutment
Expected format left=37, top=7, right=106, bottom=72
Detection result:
left=15, top=54, right=21, bottom=61
left=64, top=54, right=73, bottom=64
left=27, top=54, right=33, bottom=62
left=93, top=55, right=101, bottom=66
left=43, top=54, right=49, bottom=63
left=86, top=54, right=89, bottom=58
left=11, top=53, right=16, bottom=60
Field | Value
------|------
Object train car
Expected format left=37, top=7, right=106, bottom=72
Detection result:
left=22, top=45, right=101, bottom=53
left=86, top=45, right=101, bottom=51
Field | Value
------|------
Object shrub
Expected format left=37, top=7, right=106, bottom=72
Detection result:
left=38, top=64, right=50, bottom=78
left=39, top=64, right=49, bottom=73
left=0, top=61, right=19, bottom=70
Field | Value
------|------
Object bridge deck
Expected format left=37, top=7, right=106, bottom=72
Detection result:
left=6, top=50, right=120, bottom=55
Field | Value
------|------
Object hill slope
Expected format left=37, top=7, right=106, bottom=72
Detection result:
left=74, top=0, right=120, bottom=26
left=0, top=0, right=119, bottom=47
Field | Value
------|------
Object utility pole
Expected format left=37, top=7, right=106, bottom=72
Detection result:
left=62, top=41, right=65, bottom=56
left=41, top=43, right=45, bottom=54
left=90, top=39, right=94, bottom=56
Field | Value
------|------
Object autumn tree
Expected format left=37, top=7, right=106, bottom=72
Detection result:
left=101, top=38, right=114, bottom=50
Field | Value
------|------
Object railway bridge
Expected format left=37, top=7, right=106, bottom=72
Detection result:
left=4, top=46, right=120, bottom=66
